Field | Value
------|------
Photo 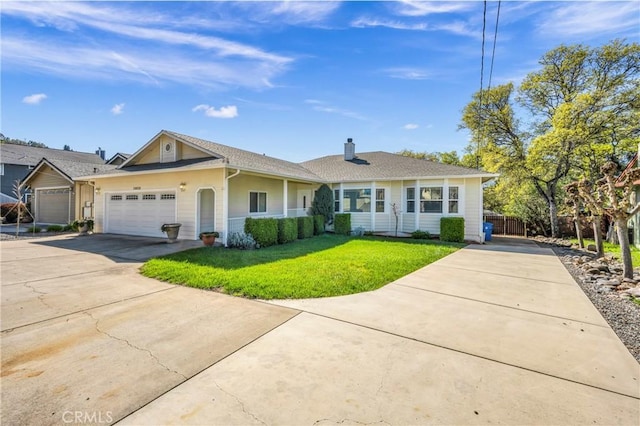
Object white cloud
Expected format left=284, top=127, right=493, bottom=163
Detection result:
left=22, top=93, right=47, bottom=104
left=239, top=1, right=341, bottom=25
left=192, top=104, right=238, bottom=119
left=1, top=2, right=292, bottom=90
left=384, top=67, right=431, bottom=80
left=393, top=1, right=474, bottom=17
left=351, top=17, right=428, bottom=31
left=537, top=2, right=640, bottom=38
left=305, top=99, right=367, bottom=121
left=111, top=103, right=125, bottom=115
left=404, top=123, right=419, bottom=130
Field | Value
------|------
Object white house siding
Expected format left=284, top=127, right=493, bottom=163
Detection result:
left=463, top=178, right=482, bottom=242
left=93, top=168, right=225, bottom=240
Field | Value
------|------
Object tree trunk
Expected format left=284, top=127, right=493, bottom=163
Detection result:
left=549, top=198, right=560, bottom=238
left=592, top=216, right=604, bottom=258
left=574, top=217, right=584, bottom=248
left=615, top=218, right=634, bottom=279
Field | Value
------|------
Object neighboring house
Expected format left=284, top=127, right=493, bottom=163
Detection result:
left=21, top=158, right=115, bottom=224
left=107, top=153, right=130, bottom=165
left=78, top=130, right=496, bottom=243
left=0, top=143, right=107, bottom=203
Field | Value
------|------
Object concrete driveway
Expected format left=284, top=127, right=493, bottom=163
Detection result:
left=2, top=235, right=639, bottom=425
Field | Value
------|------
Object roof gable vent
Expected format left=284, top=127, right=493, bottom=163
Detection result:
left=344, top=138, right=355, bottom=161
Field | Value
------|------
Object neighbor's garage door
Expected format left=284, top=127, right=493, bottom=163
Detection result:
left=106, top=192, right=177, bottom=237
left=37, top=188, right=71, bottom=224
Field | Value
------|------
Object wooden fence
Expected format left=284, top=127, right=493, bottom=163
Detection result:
left=483, top=215, right=527, bottom=237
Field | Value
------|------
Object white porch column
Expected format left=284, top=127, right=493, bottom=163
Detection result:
left=371, top=181, right=376, bottom=231
left=443, top=178, right=449, bottom=215
left=415, top=179, right=420, bottom=230
left=283, top=179, right=288, bottom=217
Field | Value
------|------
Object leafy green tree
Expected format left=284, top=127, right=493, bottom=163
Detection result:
left=397, top=149, right=463, bottom=165
left=310, top=184, right=334, bottom=228
left=461, top=40, right=640, bottom=237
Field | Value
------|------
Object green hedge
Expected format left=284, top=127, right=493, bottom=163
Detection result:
left=313, top=214, right=325, bottom=235
left=297, top=216, right=314, bottom=239
left=245, top=217, right=278, bottom=247
left=334, top=213, right=351, bottom=236
left=440, top=217, right=465, bottom=242
left=277, top=218, right=298, bottom=244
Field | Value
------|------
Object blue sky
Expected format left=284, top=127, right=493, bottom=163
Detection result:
left=2, top=1, right=639, bottom=163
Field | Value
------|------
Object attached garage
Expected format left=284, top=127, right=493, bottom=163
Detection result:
left=36, top=188, right=72, bottom=224
left=105, top=191, right=177, bottom=237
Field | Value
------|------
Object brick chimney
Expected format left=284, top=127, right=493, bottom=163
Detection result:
left=344, top=138, right=355, bottom=161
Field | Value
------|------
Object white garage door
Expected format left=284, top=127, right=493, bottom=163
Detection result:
left=37, top=188, right=71, bottom=224
left=106, top=192, right=177, bottom=237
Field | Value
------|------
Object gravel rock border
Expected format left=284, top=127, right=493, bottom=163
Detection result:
left=535, top=238, right=640, bottom=363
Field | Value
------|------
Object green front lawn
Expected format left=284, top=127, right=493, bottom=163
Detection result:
left=570, top=238, right=640, bottom=266
left=141, top=234, right=463, bottom=299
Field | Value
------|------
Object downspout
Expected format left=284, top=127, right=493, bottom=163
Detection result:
left=224, top=168, right=241, bottom=246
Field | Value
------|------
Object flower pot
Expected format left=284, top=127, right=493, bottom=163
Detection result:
left=78, top=224, right=89, bottom=234
left=161, top=223, right=182, bottom=243
left=201, top=234, right=216, bottom=246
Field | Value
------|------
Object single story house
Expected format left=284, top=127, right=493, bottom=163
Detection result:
left=77, top=130, right=496, bottom=243
left=0, top=143, right=106, bottom=203
left=22, top=158, right=115, bottom=224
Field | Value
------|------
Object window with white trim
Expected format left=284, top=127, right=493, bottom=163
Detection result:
left=420, top=187, right=443, bottom=213
left=343, top=189, right=371, bottom=213
left=334, top=189, right=340, bottom=212
left=375, top=188, right=385, bottom=213
left=406, top=187, right=415, bottom=213
left=249, top=191, right=267, bottom=213
left=448, top=187, right=459, bottom=214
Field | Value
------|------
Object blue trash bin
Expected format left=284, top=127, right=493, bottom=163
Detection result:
left=483, top=222, right=493, bottom=242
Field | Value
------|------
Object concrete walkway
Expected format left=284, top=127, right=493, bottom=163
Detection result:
left=2, top=235, right=638, bottom=424
left=121, top=238, right=639, bottom=425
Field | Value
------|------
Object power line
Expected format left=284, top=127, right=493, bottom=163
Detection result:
left=487, top=0, right=502, bottom=91
left=477, top=0, right=487, bottom=169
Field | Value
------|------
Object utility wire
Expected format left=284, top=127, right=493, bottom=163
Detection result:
left=487, top=0, right=502, bottom=91
left=477, top=0, right=487, bottom=169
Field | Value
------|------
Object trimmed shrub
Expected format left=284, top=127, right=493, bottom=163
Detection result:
left=277, top=218, right=298, bottom=244
left=227, top=232, right=258, bottom=249
left=297, top=216, right=314, bottom=239
left=1, top=202, right=26, bottom=223
left=311, top=184, right=334, bottom=227
left=245, top=217, right=278, bottom=247
left=411, top=230, right=431, bottom=239
left=334, top=213, right=351, bottom=236
left=47, top=225, right=65, bottom=232
left=313, top=214, right=325, bottom=235
left=26, top=226, right=41, bottom=233
left=440, top=217, right=465, bottom=242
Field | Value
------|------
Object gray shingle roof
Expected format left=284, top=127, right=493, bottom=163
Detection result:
left=0, top=143, right=106, bottom=166
left=165, top=131, right=324, bottom=182
left=300, top=151, right=495, bottom=182
left=43, top=158, right=117, bottom=179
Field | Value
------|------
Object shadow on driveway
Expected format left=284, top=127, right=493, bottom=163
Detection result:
left=31, top=233, right=203, bottom=262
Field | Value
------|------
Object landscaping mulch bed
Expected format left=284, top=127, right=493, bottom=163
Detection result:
left=535, top=237, right=640, bottom=363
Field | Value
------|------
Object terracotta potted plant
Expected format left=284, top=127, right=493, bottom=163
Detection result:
left=199, top=231, right=219, bottom=246
left=161, top=223, right=182, bottom=243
